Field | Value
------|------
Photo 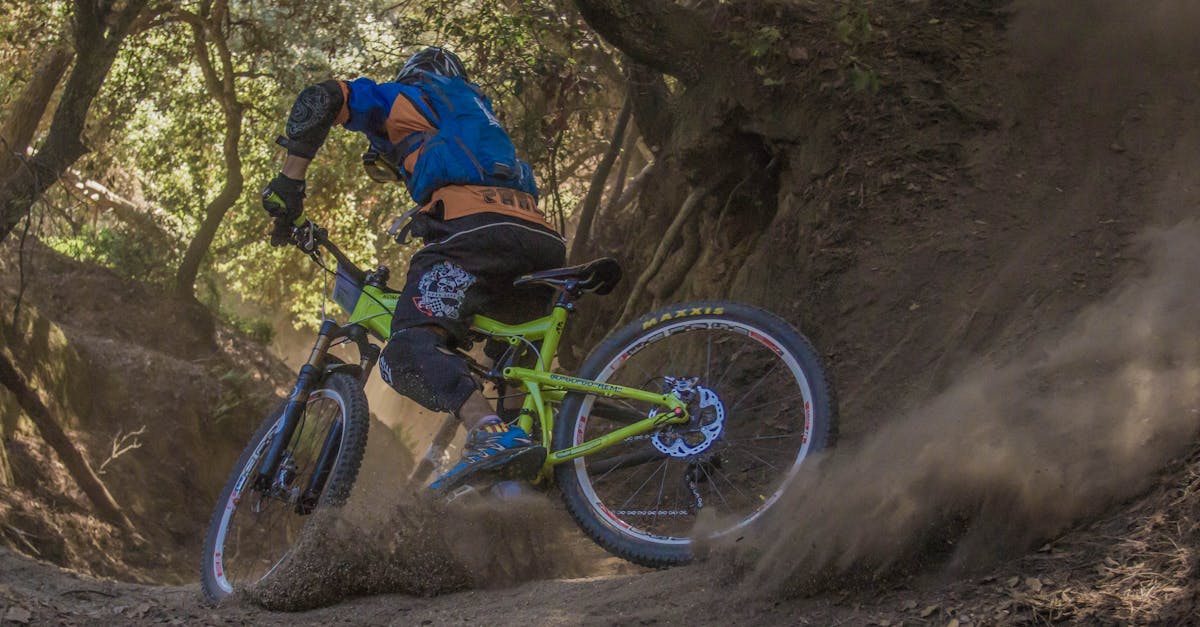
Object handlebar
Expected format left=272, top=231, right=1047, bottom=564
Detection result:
left=289, top=220, right=366, bottom=285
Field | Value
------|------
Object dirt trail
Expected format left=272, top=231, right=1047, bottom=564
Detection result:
left=2, top=0, right=1200, bottom=624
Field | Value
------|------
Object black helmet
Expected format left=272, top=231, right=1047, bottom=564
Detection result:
left=395, top=47, right=468, bottom=83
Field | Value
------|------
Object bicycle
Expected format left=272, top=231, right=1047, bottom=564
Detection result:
left=199, top=220, right=836, bottom=602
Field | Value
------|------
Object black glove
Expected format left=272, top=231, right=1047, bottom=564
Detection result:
left=269, top=219, right=295, bottom=247
left=262, top=174, right=306, bottom=247
left=262, top=173, right=305, bottom=221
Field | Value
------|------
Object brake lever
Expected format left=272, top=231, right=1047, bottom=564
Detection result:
left=292, top=221, right=318, bottom=254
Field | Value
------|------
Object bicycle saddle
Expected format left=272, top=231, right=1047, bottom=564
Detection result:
left=513, top=257, right=622, bottom=295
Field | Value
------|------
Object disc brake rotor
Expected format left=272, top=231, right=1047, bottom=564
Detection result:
left=652, top=381, right=726, bottom=459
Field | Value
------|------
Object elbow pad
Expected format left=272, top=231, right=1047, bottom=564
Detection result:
left=282, top=80, right=344, bottom=158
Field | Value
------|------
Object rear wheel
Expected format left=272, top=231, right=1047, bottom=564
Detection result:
left=199, top=373, right=368, bottom=602
left=554, top=301, right=835, bottom=567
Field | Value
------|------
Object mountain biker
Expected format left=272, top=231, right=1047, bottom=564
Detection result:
left=260, top=47, right=564, bottom=493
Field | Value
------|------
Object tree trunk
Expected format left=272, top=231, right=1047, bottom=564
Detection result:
left=571, top=0, right=714, bottom=83
left=0, top=0, right=147, bottom=243
left=175, top=105, right=244, bottom=297
left=0, top=45, right=73, bottom=174
left=625, top=63, right=674, bottom=152
left=570, top=96, right=632, bottom=263
left=174, top=1, right=247, bottom=299
left=0, top=412, right=11, bottom=486
left=0, top=348, right=134, bottom=532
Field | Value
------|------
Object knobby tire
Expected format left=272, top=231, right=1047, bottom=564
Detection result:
left=553, top=301, right=836, bottom=567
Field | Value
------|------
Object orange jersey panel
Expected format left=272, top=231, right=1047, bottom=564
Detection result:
left=425, top=186, right=554, bottom=231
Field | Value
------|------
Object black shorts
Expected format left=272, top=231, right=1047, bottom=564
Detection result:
left=391, top=212, right=567, bottom=342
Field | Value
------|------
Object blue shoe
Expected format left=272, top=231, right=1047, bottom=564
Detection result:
left=429, top=423, right=545, bottom=494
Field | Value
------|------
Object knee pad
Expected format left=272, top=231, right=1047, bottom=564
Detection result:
left=379, top=327, right=477, bottom=414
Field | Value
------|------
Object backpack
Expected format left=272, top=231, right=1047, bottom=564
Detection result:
left=396, top=73, right=539, bottom=205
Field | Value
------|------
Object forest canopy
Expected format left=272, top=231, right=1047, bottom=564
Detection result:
left=2, top=0, right=905, bottom=347
left=0, top=0, right=622, bottom=333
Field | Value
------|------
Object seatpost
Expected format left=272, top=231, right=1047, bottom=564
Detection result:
left=539, top=286, right=576, bottom=369
left=554, top=279, right=582, bottom=311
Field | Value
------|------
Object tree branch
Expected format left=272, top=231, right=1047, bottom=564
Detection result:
left=0, top=346, right=134, bottom=533
left=571, top=95, right=632, bottom=262
left=625, top=62, right=673, bottom=152
left=211, top=0, right=238, bottom=100
left=174, top=0, right=245, bottom=297
left=0, top=45, right=73, bottom=173
left=0, top=0, right=148, bottom=242
left=614, top=181, right=716, bottom=328
left=603, top=119, right=639, bottom=216
left=181, top=13, right=225, bottom=108
left=571, top=0, right=714, bottom=83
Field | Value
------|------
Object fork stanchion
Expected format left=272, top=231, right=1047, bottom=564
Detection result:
left=407, top=414, right=461, bottom=486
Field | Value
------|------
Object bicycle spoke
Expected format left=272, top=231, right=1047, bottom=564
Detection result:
left=724, top=437, right=801, bottom=451
left=732, top=392, right=807, bottom=416
left=725, top=433, right=803, bottom=443
left=713, top=344, right=754, bottom=391
left=730, top=361, right=780, bottom=412
left=704, top=330, right=713, bottom=387
left=217, top=390, right=353, bottom=593
left=727, top=446, right=781, bottom=472
left=619, top=459, right=668, bottom=510
left=674, top=466, right=685, bottom=512
left=697, top=463, right=730, bottom=508
left=709, top=463, right=754, bottom=503
left=570, top=313, right=830, bottom=551
left=594, top=458, right=648, bottom=491
left=619, top=357, right=657, bottom=386
left=607, top=397, right=648, bottom=420
left=652, top=460, right=670, bottom=527
left=588, top=448, right=663, bottom=476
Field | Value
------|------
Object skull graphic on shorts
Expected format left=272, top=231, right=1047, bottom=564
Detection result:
left=414, top=261, right=477, bottom=319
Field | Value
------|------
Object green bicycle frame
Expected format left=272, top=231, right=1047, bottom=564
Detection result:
left=340, top=277, right=689, bottom=479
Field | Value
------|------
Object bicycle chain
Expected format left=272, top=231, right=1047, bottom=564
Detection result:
left=687, top=473, right=704, bottom=512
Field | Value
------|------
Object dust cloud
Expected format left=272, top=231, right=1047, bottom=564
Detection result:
left=731, top=222, right=1200, bottom=594
left=247, top=485, right=605, bottom=611
left=241, top=414, right=605, bottom=611
left=720, top=0, right=1200, bottom=596
left=203, top=381, right=593, bottom=612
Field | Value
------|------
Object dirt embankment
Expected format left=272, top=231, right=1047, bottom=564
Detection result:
left=0, top=240, right=296, bottom=582
left=1, top=0, right=1199, bottom=624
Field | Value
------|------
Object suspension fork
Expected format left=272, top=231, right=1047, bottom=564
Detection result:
left=297, top=325, right=379, bottom=509
left=298, top=418, right=342, bottom=513
left=255, top=319, right=339, bottom=491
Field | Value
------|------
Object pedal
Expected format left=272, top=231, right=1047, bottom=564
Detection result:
left=494, top=445, right=547, bottom=481
left=489, top=480, right=538, bottom=502
left=443, top=484, right=483, bottom=505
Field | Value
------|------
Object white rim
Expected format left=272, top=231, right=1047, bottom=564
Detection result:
left=571, top=318, right=815, bottom=546
left=210, top=388, right=346, bottom=595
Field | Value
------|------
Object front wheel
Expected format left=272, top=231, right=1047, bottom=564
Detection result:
left=554, top=301, right=836, bottom=567
left=199, top=372, right=369, bottom=602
